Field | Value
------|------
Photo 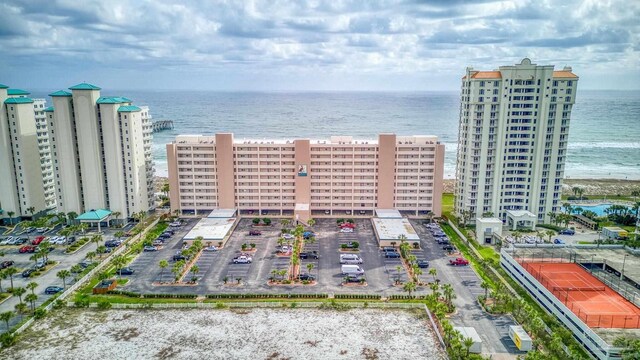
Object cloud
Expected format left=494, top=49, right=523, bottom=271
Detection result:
left=0, top=0, right=638, bottom=90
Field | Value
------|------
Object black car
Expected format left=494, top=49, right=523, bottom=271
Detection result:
left=417, top=260, right=429, bottom=268
left=118, top=267, right=135, bottom=275
left=299, top=251, right=319, bottom=259
left=343, top=275, right=365, bottom=283
left=173, top=253, right=187, bottom=261
left=44, top=286, right=64, bottom=295
left=385, top=251, right=401, bottom=258
left=297, top=273, right=316, bottom=281
left=436, top=238, right=450, bottom=244
left=105, top=240, right=122, bottom=248
left=442, top=245, right=455, bottom=251
left=382, top=247, right=396, bottom=253
left=1, top=260, right=15, bottom=269
left=22, top=268, right=35, bottom=277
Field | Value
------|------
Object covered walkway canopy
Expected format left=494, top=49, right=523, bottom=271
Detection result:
left=506, top=210, right=536, bottom=231
left=76, top=209, right=111, bottom=232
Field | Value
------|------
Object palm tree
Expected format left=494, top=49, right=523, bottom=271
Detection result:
left=172, top=260, right=185, bottom=282
left=96, top=245, right=107, bottom=259
left=562, top=202, right=573, bottom=215
left=307, top=218, right=316, bottom=228
left=25, top=293, right=38, bottom=312
left=480, top=281, right=490, bottom=300
left=86, top=251, right=96, bottom=263
left=114, top=231, right=125, bottom=240
left=5, top=267, right=18, bottom=290
left=113, top=255, right=127, bottom=277
left=158, top=259, right=168, bottom=282
left=26, top=206, right=36, bottom=218
left=463, top=337, right=475, bottom=357
left=545, top=230, right=555, bottom=243
left=6, top=211, right=15, bottom=225
left=12, top=287, right=26, bottom=304
left=111, top=211, right=121, bottom=227
left=14, top=302, right=28, bottom=321
left=91, top=234, right=103, bottom=250
left=442, top=283, right=456, bottom=310
left=306, top=263, right=315, bottom=275
left=57, top=270, right=71, bottom=288
left=0, top=311, right=13, bottom=330
left=0, top=269, right=7, bottom=293
left=26, top=281, right=38, bottom=296
left=403, top=281, right=416, bottom=297
left=512, top=231, right=522, bottom=243
left=78, top=223, right=88, bottom=235
left=428, top=268, right=437, bottom=283
left=190, top=265, right=200, bottom=282
left=571, top=186, right=580, bottom=197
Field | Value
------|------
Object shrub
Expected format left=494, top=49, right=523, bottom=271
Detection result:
left=337, top=218, right=345, bottom=224
left=413, top=242, right=420, bottom=249
left=97, top=300, right=112, bottom=310
left=34, top=308, right=47, bottom=319
left=262, top=218, right=271, bottom=226
left=252, top=218, right=261, bottom=225
left=0, top=333, right=16, bottom=348
left=346, top=219, right=355, bottom=224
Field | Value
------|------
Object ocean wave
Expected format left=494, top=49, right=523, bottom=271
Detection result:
left=567, top=142, right=640, bottom=149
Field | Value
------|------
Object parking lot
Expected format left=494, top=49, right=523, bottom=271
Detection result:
left=0, top=222, right=135, bottom=333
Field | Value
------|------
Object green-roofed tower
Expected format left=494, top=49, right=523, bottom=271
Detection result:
left=69, top=82, right=101, bottom=90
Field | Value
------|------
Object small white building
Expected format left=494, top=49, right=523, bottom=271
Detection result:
left=453, top=327, right=482, bottom=354
left=509, top=325, right=532, bottom=352
left=475, top=217, right=503, bottom=244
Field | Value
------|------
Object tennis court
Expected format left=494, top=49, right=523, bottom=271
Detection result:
left=521, top=262, right=640, bottom=329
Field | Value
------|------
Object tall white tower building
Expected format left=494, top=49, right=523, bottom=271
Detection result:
left=455, top=58, right=578, bottom=225
left=46, top=83, right=155, bottom=221
left=0, top=84, right=48, bottom=222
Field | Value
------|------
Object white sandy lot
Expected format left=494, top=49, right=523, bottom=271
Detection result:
left=2, top=308, right=445, bottom=360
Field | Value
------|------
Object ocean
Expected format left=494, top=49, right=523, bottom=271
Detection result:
left=32, top=90, right=640, bottom=179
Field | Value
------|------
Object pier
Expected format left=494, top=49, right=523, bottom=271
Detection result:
left=152, top=120, right=174, bottom=132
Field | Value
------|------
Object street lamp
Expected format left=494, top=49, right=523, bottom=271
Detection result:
left=621, top=254, right=628, bottom=281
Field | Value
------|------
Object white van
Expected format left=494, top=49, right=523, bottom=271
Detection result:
left=341, top=265, right=364, bottom=276
left=339, top=254, right=363, bottom=264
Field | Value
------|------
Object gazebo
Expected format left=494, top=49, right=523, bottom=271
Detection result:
left=76, top=209, right=112, bottom=233
left=506, top=210, right=537, bottom=231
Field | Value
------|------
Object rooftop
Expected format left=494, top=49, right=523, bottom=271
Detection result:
left=7, top=88, right=30, bottom=96
left=207, top=209, right=237, bottom=218
left=48, top=90, right=72, bottom=97
left=4, top=97, right=34, bottom=104
left=69, top=82, right=101, bottom=91
left=76, top=209, right=112, bottom=221
left=372, top=217, right=420, bottom=241
left=0, top=83, right=8, bottom=89
left=183, top=217, right=236, bottom=241
left=553, top=71, right=578, bottom=78
left=97, top=96, right=132, bottom=104
left=117, top=105, right=142, bottom=112
left=44, top=106, right=54, bottom=112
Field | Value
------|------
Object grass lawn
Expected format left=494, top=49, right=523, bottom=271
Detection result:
left=442, top=193, right=454, bottom=219
left=116, top=278, right=129, bottom=286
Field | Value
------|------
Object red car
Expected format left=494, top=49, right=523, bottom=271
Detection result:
left=339, top=223, right=355, bottom=228
left=19, top=245, right=36, bottom=253
left=32, top=236, right=45, bottom=245
left=449, top=257, right=469, bottom=266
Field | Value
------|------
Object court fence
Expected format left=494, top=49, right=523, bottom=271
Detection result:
left=520, top=262, right=640, bottom=329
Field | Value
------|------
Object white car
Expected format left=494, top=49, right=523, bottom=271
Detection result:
left=36, top=227, right=48, bottom=233
left=0, top=238, right=11, bottom=245
left=203, top=246, right=218, bottom=252
left=279, top=245, right=292, bottom=253
left=233, top=255, right=252, bottom=264
left=340, top=228, right=354, bottom=233
left=282, top=233, right=294, bottom=240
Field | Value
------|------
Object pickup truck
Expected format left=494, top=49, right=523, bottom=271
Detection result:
left=233, top=255, right=252, bottom=264
left=449, top=257, right=469, bottom=266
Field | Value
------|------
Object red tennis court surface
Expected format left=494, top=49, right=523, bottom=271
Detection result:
left=521, top=262, right=640, bottom=329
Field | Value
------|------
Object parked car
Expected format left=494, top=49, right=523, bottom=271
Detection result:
left=36, top=227, right=48, bottom=233
left=44, top=286, right=64, bottom=295
left=16, top=237, right=29, bottom=244
left=442, top=245, right=456, bottom=252
left=118, top=267, right=135, bottom=275
left=303, top=231, right=315, bottom=239
left=381, top=247, right=397, bottom=253
left=297, top=273, right=316, bottom=281
left=105, top=240, right=122, bottom=248
left=203, top=246, right=218, bottom=252
left=0, top=237, right=12, bottom=245
left=278, top=245, right=292, bottom=253
left=79, top=259, right=95, bottom=268
left=19, top=245, right=36, bottom=253
left=173, top=253, right=187, bottom=261
left=1, top=260, right=15, bottom=269
left=342, top=241, right=359, bottom=249
left=299, top=251, right=319, bottom=259
left=558, top=228, right=575, bottom=235
left=553, top=238, right=565, bottom=244
left=22, top=268, right=35, bottom=277
left=343, top=275, right=365, bottom=283
left=233, top=255, right=252, bottom=264
left=385, top=251, right=401, bottom=258
left=340, top=228, right=354, bottom=233
left=417, top=260, right=430, bottom=268
left=35, top=259, right=47, bottom=269
left=449, top=257, right=470, bottom=266
left=282, top=233, right=295, bottom=240
left=152, top=239, right=164, bottom=246
left=143, top=245, right=158, bottom=252
left=436, top=238, right=450, bottom=245
left=249, top=230, right=262, bottom=236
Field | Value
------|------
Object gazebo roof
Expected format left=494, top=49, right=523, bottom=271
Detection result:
left=76, top=209, right=112, bottom=221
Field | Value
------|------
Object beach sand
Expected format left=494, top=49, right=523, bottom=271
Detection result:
left=442, top=178, right=640, bottom=196
left=2, top=308, right=445, bottom=360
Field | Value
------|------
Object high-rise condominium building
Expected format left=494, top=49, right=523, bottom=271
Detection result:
left=45, top=83, right=155, bottom=220
left=6, top=89, right=57, bottom=210
left=455, top=58, right=578, bottom=224
left=167, top=133, right=445, bottom=221
left=0, top=84, right=48, bottom=220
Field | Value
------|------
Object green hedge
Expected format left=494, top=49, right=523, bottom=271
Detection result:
left=537, top=223, right=563, bottom=231
left=389, top=294, right=427, bottom=300
left=206, top=293, right=328, bottom=299
left=334, top=294, right=381, bottom=300
left=143, top=293, right=197, bottom=299
left=107, top=290, right=141, bottom=297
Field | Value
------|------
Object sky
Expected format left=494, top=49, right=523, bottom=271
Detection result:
left=0, top=0, right=638, bottom=91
